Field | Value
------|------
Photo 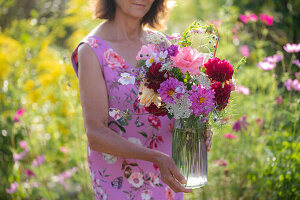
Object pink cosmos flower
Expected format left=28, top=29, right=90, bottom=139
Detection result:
left=292, top=59, right=300, bottom=67
left=32, top=155, right=45, bottom=167
left=165, top=33, right=181, bottom=41
left=283, top=43, right=300, bottom=53
left=189, top=84, right=215, bottom=117
left=240, top=13, right=258, bottom=24
left=13, top=151, right=28, bottom=162
left=13, top=107, right=25, bottom=122
left=259, top=13, right=274, bottom=26
left=136, top=43, right=159, bottom=60
left=257, top=61, right=276, bottom=70
left=59, top=147, right=68, bottom=153
left=255, top=118, right=264, bottom=127
left=285, top=79, right=300, bottom=91
left=265, top=54, right=283, bottom=63
left=6, top=182, right=18, bottom=194
left=165, top=186, right=176, bottom=200
left=158, top=77, right=186, bottom=104
left=19, top=140, right=27, bottom=150
left=224, top=133, right=237, bottom=139
left=239, top=45, right=250, bottom=58
left=236, top=85, right=250, bottom=95
left=104, top=49, right=127, bottom=69
left=214, top=159, right=228, bottom=167
left=171, top=46, right=206, bottom=75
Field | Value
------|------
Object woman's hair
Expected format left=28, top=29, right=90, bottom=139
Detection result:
left=89, top=0, right=171, bottom=30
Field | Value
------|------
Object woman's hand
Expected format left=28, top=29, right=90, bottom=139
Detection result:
left=204, top=125, right=213, bottom=152
left=155, top=152, right=192, bottom=193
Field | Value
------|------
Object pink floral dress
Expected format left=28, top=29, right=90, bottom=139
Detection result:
left=71, top=33, right=183, bottom=200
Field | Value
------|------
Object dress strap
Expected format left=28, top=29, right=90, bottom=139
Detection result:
left=70, top=36, right=105, bottom=78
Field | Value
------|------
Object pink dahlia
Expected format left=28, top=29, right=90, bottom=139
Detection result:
left=188, top=85, right=215, bottom=117
left=211, top=82, right=231, bottom=110
left=171, top=46, right=206, bottom=75
left=204, top=57, right=234, bottom=82
left=157, top=77, right=185, bottom=104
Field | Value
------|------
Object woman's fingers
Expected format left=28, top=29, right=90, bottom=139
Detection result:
left=169, top=164, right=186, bottom=184
left=163, top=174, right=192, bottom=193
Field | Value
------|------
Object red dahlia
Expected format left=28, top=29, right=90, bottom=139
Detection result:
left=211, top=82, right=231, bottom=110
left=145, top=103, right=168, bottom=116
left=204, top=57, right=234, bottom=82
left=146, top=62, right=169, bottom=92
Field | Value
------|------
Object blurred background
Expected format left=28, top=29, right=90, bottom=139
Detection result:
left=0, top=0, right=299, bottom=199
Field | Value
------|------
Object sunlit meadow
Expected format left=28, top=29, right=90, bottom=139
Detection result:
left=1, top=0, right=299, bottom=199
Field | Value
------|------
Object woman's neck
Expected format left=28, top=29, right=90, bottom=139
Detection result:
left=104, top=7, right=144, bottom=42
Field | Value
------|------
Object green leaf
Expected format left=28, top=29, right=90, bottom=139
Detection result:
left=131, top=89, right=137, bottom=96
left=108, top=121, right=126, bottom=133
left=167, top=113, right=173, bottom=120
left=138, top=131, right=148, bottom=138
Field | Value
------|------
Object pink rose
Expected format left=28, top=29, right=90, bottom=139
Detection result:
left=171, top=46, right=206, bottom=75
left=104, top=49, right=126, bottom=69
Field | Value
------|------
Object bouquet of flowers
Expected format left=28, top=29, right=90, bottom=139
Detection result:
left=134, top=22, right=243, bottom=188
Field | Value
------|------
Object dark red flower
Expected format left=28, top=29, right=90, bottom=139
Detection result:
left=204, top=57, right=234, bottom=82
left=145, top=103, right=168, bottom=116
left=146, top=62, right=169, bottom=92
left=211, top=82, right=231, bottom=110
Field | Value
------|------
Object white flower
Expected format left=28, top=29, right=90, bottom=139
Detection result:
left=141, top=189, right=152, bottom=200
left=102, top=153, right=118, bottom=164
left=166, top=93, right=192, bottom=119
left=128, top=137, right=142, bottom=146
left=158, top=51, right=168, bottom=63
left=145, top=53, right=158, bottom=68
left=109, top=109, right=121, bottom=120
left=128, top=171, right=144, bottom=188
left=194, top=72, right=211, bottom=89
left=95, top=187, right=108, bottom=200
left=160, top=59, right=173, bottom=72
left=118, top=73, right=135, bottom=85
left=149, top=172, right=160, bottom=187
left=146, top=31, right=166, bottom=44
left=175, top=85, right=186, bottom=94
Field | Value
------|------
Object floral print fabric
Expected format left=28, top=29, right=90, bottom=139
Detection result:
left=71, top=33, right=183, bottom=200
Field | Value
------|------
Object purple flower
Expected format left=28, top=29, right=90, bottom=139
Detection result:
left=283, top=43, right=300, bottom=53
left=165, top=33, right=181, bottom=41
left=165, top=44, right=179, bottom=57
left=265, top=54, right=283, bottom=63
left=232, top=115, right=249, bottom=132
left=188, top=84, right=215, bottom=117
left=257, top=61, right=276, bottom=70
left=32, top=155, right=45, bottom=167
left=6, top=182, right=18, bottom=194
left=13, top=149, right=28, bottom=162
left=239, top=45, right=250, bottom=58
left=292, top=59, right=300, bottom=67
left=158, top=77, right=185, bottom=104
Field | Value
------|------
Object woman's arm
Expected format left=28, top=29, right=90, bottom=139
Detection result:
left=77, top=43, right=192, bottom=193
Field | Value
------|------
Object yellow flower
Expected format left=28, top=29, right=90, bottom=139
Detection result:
left=138, top=82, right=161, bottom=107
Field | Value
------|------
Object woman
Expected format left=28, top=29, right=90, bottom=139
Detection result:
left=70, top=0, right=213, bottom=199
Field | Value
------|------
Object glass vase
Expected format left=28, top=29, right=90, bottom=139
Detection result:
left=172, top=116, right=207, bottom=189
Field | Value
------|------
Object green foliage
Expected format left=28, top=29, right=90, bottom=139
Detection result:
left=0, top=0, right=299, bottom=199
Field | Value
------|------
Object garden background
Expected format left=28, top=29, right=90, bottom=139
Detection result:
left=1, top=0, right=299, bottom=199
